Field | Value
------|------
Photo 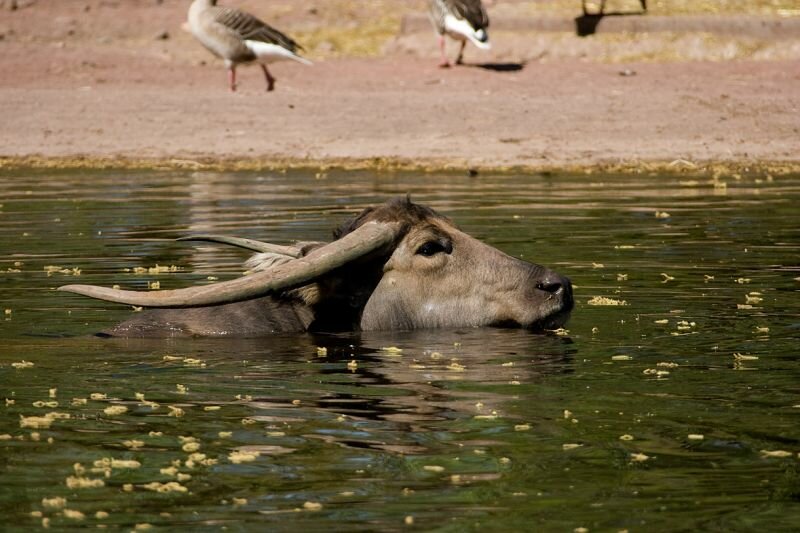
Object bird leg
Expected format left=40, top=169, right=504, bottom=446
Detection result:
left=228, top=66, right=237, bottom=92
left=261, top=64, right=276, bottom=92
left=455, top=41, right=466, bottom=65
left=438, top=35, right=450, bottom=68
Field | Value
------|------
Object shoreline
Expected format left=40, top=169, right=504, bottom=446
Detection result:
left=2, top=155, right=797, bottom=177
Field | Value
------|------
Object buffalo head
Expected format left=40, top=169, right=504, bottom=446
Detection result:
left=60, top=198, right=572, bottom=336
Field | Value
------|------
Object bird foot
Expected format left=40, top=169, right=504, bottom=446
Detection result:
left=438, top=61, right=451, bottom=69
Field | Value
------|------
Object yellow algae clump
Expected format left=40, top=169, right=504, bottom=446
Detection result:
left=447, top=362, right=466, bottom=371
left=71, top=398, right=87, bottom=406
left=41, top=497, right=67, bottom=509
left=66, top=476, right=105, bottom=489
left=423, top=465, right=445, bottom=473
left=405, top=516, right=415, bottom=526
left=63, top=509, right=85, bottom=520
left=232, top=497, right=248, bottom=506
left=619, top=435, right=634, bottom=441
left=587, top=296, right=627, bottom=306
left=103, top=405, right=128, bottom=416
left=347, top=360, right=358, bottom=371
left=90, top=393, right=107, bottom=401
left=162, top=355, right=182, bottom=361
left=148, top=281, right=160, bottom=290
left=204, top=406, right=221, bottom=411
left=95, top=511, right=109, bottom=519
left=122, top=440, right=145, bottom=449
left=167, top=406, right=185, bottom=417
left=380, top=346, right=403, bottom=355
left=241, top=418, right=257, bottom=425
left=654, top=319, right=669, bottom=325
left=316, top=347, right=328, bottom=356
left=612, top=355, right=632, bottom=361
left=661, top=273, right=675, bottom=282
left=135, top=523, right=153, bottom=530
left=182, top=442, right=201, bottom=453
left=142, top=482, right=188, bottom=493
left=562, top=443, right=583, bottom=451
left=514, top=424, right=531, bottom=431
left=630, top=453, right=650, bottom=462
left=746, top=293, right=763, bottom=304
left=657, top=362, right=680, bottom=368
left=218, top=431, right=233, bottom=438
left=655, top=211, right=671, bottom=219
left=592, top=263, right=605, bottom=269
left=688, top=434, right=705, bottom=440
left=643, top=368, right=670, bottom=377
left=760, top=450, right=793, bottom=458
left=303, top=502, right=323, bottom=512
left=20, top=412, right=70, bottom=429
left=229, top=450, right=260, bottom=464
left=755, top=326, right=770, bottom=334
left=33, top=401, right=59, bottom=408
left=11, top=360, right=34, bottom=369
left=734, top=353, right=759, bottom=361
left=94, top=458, right=141, bottom=470
left=183, top=358, right=206, bottom=367
left=160, top=466, right=179, bottom=476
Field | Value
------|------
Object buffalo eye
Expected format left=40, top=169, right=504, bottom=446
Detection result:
left=416, top=240, right=452, bottom=257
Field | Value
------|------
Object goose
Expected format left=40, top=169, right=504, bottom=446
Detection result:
left=428, top=0, right=491, bottom=68
left=188, top=0, right=311, bottom=92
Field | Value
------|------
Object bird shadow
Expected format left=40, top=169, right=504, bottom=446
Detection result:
left=463, top=62, right=527, bottom=73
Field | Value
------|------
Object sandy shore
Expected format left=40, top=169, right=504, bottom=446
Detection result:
left=1, top=0, right=798, bottom=173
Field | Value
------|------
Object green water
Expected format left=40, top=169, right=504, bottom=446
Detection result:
left=1, top=169, right=799, bottom=531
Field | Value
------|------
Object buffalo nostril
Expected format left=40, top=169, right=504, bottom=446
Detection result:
left=536, top=281, right=563, bottom=294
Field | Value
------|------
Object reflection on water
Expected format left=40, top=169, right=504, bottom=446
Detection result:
left=1, top=169, right=799, bottom=530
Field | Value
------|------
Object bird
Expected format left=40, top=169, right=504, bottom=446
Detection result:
left=187, top=0, right=311, bottom=92
left=428, top=0, right=491, bottom=68
left=582, top=0, right=647, bottom=16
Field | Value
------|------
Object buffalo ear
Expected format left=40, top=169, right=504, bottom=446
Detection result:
left=290, top=285, right=321, bottom=306
left=245, top=252, right=298, bottom=272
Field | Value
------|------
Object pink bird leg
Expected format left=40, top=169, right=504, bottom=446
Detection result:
left=438, top=35, right=450, bottom=68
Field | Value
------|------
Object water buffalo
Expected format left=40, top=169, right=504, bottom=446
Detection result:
left=60, top=197, right=573, bottom=337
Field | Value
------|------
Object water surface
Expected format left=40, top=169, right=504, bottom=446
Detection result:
left=1, top=169, right=799, bottom=531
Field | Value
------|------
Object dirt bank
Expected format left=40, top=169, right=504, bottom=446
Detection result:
left=0, top=1, right=798, bottom=173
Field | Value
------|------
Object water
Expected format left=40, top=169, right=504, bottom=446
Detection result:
left=1, top=169, right=799, bottom=531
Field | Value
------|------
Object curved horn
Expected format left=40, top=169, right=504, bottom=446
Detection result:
left=59, top=221, right=400, bottom=308
left=176, top=234, right=303, bottom=257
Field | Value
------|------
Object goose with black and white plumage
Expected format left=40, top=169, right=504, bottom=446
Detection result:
left=428, top=0, right=491, bottom=68
left=188, top=0, right=311, bottom=92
